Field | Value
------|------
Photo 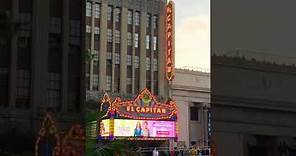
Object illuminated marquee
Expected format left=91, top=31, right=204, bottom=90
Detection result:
left=100, top=89, right=178, bottom=140
left=166, top=0, right=175, bottom=81
left=126, top=106, right=166, bottom=114
left=103, top=88, right=177, bottom=120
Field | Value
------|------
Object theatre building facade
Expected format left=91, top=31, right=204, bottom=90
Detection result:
left=85, top=0, right=177, bottom=153
left=212, top=53, right=296, bottom=156
left=85, top=0, right=169, bottom=99
left=171, top=68, right=211, bottom=148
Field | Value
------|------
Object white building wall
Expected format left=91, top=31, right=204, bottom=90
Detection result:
left=172, top=69, right=210, bottom=147
left=212, top=55, right=296, bottom=156
left=175, top=100, right=190, bottom=146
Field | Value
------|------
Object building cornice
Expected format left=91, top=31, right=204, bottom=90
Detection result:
left=212, top=95, right=296, bottom=112
left=212, top=55, right=296, bottom=75
left=176, top=68, right=210, bottom=75
left=172, top=84, right=210, bottom=93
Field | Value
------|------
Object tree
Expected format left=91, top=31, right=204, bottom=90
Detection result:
left=85, top=49, right=95, bottom=63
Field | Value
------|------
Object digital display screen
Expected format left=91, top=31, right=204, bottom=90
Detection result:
left=113, top=119, right=176, bottom=138
left=100, top=119, right=109, bottom=136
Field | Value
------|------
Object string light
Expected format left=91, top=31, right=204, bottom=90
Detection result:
left=35, top=113, right=61, bottom=156
left=102, top=88, right=178, bottom=121
left=99, top=88, right=179, bottom=141
left=35, top=114, right=85, bottom=156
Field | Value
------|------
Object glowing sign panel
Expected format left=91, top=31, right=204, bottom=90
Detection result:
left=113, top=119, right=176, bottom=138
left=166, top=1, right=175, bottom=81
left=108, top=89, right=178, bottom=120
left=100, top=119, right=110, bottom=136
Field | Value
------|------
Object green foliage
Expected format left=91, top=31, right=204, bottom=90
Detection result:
left=86, top=138, right=97, bottom=156
left=85, top=108, right=104, bottom=123
left=0, top=12, right=9, bottom=34
left=93, top=140, right=139, bottom=156
left=85, top=108, right=139, bottom=156
left=85, top=49, right=96, bottom=63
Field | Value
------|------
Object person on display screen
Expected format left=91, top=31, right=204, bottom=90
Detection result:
left=100, top=122, right=105, bottom=136
left=142, top=121, right=150, bottom=137
left=134, top=121, right=142, bottom=137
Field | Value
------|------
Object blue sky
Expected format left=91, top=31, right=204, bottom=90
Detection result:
left=174, top=0, right=210, bottom=69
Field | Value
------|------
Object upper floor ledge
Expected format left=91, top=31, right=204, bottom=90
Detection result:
left=212, top=49, right=296, bottom=73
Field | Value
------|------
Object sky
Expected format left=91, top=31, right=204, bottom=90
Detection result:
left=212, top=0, right=296, bottom=60
left=174, top=0, right=210, bottom=70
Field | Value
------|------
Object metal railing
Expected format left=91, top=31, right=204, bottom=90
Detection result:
left=213, top=49, right=296, bottom=66
left=177, top=66, right=210, bottom=73
left=135, top=146, right=211, bottom=156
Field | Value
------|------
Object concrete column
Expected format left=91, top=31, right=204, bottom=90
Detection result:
left=99, top=2, right=107, bottom=91
left=9, top=0, right=19, bottom=108
left=61, top=0, right=69, bottom=113
left=80, top=0, right=85, bottom=110
left=89, top=1, right=95, bottom=90
left=32, top=0, right=49, bottom=112
left=120, top=7, right=128, bottom=93
left=131, top=10, right=135, bottom=94
left=158, top=7, right=167, bottom=99
left=139, top=11, right=147, bottom=90
left=111, top=6, right=115, bottom=92
left=150, top=20, right=154, bottom=94
left=177, top=100, right=190, bottom=147
left=203, top=103, right=209, bottom=146
left=150, top=56, right=154, bottom=94
left=200, top=105, right=205, bottom=145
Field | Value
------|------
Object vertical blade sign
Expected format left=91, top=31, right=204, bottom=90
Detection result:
left=166, top=1, right=175, bottom=81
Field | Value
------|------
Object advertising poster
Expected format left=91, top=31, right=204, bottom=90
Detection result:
left=100, top=119, right=110, bottom=136
left=113, top=119, right=176, bottom=138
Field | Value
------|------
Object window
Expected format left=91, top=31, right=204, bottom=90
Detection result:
left=146, top=57, right=151, bottom=70
left=127, top=55, right=132, bottom=66
left=92, top=74, right=99, bottom=90
left=134, top=56, right=139, bottom=68
left=19, top=13, right=31, bottom=37
left=48, top=73, right=61, bottom=109
left=153, top=58, right=158, bottom=71
left=128, top=10, right=133, bottom=25
left=134, top=33, right=139, bottom=48
left=115, top=30, right=120, bottom=43
left=146, top=35, right=150, bottom=49
left=94, top=27, right=99, bottom=34
left=106, top=76, right=112, bottom=91
left=70, top=20, right=80, bottom=35
left=70, top=19, right=81, bottom=45
left=115, top=53, right=120, bottom=65
left=115, top=8, right=121, bottom=22
left=135, top=12, right=140, bottom=26
left=127, top=78, right=132, bottom=85
left=127, top=32, right=132, bottom=46
left=16, top=69, right=31, bottom=107
left=153, top=36, right=157, bottom=50
left=107, top=52, right=112, bottom=60
left=93, top=50, right=99, bottom=60
left=48, top=34, right=60, bottom=48
left=86, top=25, right=91, bottom=33
left=107, top=29, right=112, bottom=42
left=86, top=2, right=92, bottom=17
left=0, top=68, right=8, bottom=107
left=146, top=14, right=151, bottom=28
left=190, top=107, right=199, bottom=121
left=107, top=6, right=112, bottom=21
left=94, top=3, right=100, bottom=18
left=49, top=17, right=61, bottom=34
left=152, top=15, right=158, bottom=29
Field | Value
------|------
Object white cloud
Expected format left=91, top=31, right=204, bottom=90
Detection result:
left=175, top=15, right=210, bottom=69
